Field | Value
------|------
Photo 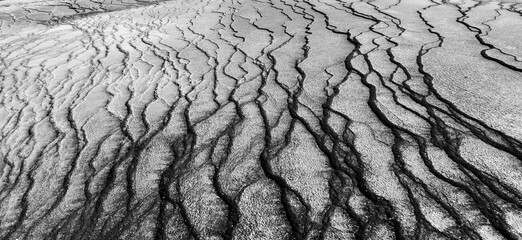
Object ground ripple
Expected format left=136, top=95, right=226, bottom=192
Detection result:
left=1, top=0, right=522, bottom=239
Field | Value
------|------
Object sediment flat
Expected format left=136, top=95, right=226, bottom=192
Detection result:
left=1, top=0, right=522, bottom=239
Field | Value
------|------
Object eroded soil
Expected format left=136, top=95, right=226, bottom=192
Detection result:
left=1, top=0, right=522, bottom=239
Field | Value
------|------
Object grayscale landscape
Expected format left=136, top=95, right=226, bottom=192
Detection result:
left=1, top=0, right=522, bottom=239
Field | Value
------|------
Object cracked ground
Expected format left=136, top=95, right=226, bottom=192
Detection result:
left=1, top=0, right=522, bottom=239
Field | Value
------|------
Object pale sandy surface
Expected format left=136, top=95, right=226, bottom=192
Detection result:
left=1, top=0, right=522, bottom=239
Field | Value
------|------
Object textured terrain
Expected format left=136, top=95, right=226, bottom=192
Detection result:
left=1, top=0, right=522, bottom=239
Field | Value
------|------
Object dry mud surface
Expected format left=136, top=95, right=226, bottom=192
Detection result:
left=1, top=0, right=522, bottom=239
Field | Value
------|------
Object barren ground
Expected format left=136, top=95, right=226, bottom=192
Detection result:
left=1, top=0, right=522, bottom=239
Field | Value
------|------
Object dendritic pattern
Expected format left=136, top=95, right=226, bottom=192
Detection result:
left=1, top=0, right=522, bottom=239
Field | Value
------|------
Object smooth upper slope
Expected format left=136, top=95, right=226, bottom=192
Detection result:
left=1, top=0, right=522, bottom=239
